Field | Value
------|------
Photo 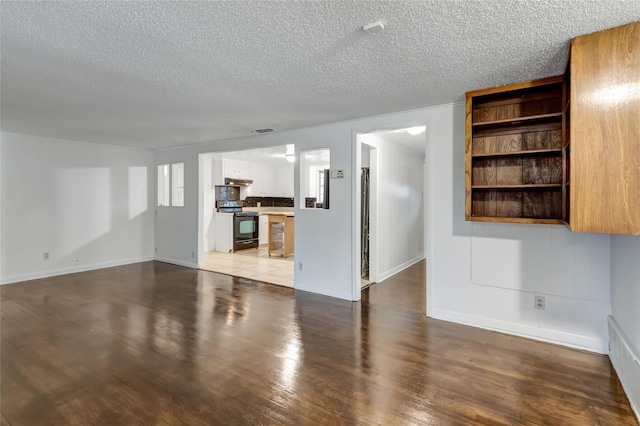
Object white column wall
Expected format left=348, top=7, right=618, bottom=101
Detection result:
left=1, top=131, right=155, bottom=283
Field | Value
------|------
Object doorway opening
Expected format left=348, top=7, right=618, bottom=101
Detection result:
left=355, top=126, right=426, bottom=297
left=197, top=145, right=295, bottom=288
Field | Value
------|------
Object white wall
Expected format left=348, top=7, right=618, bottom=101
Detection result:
left=424, top=104, right=611, bottom=353
left=154, top=102, right=612, bottom=353
left=1, top=132, right=155, bottom=283
left=360, top=133, right=424, bottom=281
left=611, top=235, right=640, bottom=352
left=610, top=235, right=640, bottom=419
left=201, top=154, right=216, bottom=252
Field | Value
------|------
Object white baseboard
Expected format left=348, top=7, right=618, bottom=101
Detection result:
left=294, top=282, right=352, bottom=301
left=608, top=316, right=640, bottom=423
left=431, top=308, right=608, bottom=354
left=0, top=256, right=155, bottom=285
left=154, top=257, right=198, bottom=269
left=377, top=254, right=425, bottom=283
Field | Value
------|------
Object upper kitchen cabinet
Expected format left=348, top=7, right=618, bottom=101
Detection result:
left=249, top=163, right=276, bottom=196
left=568, top=21, right=640, bottom=235
left=275, top=162, right=294, bottom=197
left=465, top=76, right=566, bottom=224
left=223, top=159, right=253, bottom=180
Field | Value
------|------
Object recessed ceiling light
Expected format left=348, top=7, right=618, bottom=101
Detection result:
left=405, top=126, right=425, bottom=135
left=252, top=128, right=274, bottom=134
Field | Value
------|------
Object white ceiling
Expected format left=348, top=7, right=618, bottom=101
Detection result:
left=2, top=1, right=639, bottom=150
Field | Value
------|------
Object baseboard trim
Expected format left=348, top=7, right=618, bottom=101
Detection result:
left=294, top=282, right=352, bottom=301
left=0, top=256, right=155, bottom=285
left=608, top=316, right=640, bottom=423
left=154, top=257, right=198, bottom=269
left=431, top=308, right=608, bottom=354
left=377, top=254, right=425, bottom=283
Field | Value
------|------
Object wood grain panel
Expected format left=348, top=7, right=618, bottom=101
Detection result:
left=523, top=157, right=562, bottom=184
left=496, top=191, right=522, bottom=217
left=472, top=159, right=496, bottom=186
left=473, top=122, right=561, bottom=139
left=495, top=158, right=522, bottom=185
left=465, top=96, right=472, bottom=219
left=473, top=103, right=521, bottom=122
left=473, top=135, right=522, bottom=154
left=496, top=134, right=523, bottom=153
left=521, top=96, right=562, bottom=116
left=472, top=191, right=497, bottom=216
left=523, top=191, right=563, bottom=219
left=570, top=21, right=640, bottom=234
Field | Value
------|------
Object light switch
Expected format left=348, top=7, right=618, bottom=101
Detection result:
left=331, top=169, right=346, bottom=179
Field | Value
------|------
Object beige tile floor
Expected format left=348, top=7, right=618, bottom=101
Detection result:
left=201, top=246, right=294, bottom=288
left=201, top=246, right=374, bottom=290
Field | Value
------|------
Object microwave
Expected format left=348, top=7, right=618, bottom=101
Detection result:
left=215, top=185, right=240, bottom=201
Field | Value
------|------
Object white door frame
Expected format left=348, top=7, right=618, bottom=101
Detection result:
left=351, top=123, right=432, bottom=318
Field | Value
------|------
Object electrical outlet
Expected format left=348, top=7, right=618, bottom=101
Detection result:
left=298, top=262, right=303, bottom=271
left=42, top=251, right=50, bottom=260
left=535, top=295, right=545, bottom=310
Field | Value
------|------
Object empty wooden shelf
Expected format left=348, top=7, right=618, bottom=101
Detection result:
left=465, top=76, right=566, bottom=224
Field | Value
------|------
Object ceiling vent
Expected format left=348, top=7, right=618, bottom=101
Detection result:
left=252, top=128, right=274, bottom=134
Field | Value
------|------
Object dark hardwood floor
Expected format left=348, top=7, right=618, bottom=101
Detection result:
left=1, top=261, right=636, bottom=425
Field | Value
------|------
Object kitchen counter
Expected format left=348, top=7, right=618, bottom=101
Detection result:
left=260, top=211, right=294, bottom=217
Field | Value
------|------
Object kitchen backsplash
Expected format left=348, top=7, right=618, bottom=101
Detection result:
left=244, top=196, right=294, bottom=208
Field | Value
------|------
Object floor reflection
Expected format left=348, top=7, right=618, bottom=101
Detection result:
left=2, top=260, right=635, bottom=425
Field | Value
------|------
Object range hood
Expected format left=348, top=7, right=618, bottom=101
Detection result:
left=225, top=177, right=253, bottom=186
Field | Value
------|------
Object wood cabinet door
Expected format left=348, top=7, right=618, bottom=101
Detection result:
left=570, top=21, right=640, bottom=234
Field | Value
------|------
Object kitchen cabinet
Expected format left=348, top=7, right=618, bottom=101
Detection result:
left=214, top=213, right=234, bottom=253
left=223, top=159, right=252, bottom=180
left=274, top=163, right=294, bottom=197
left=250, top=163, right=276, bottom=197
left=465, top=21, right=639, bottom=234
left=568, top=21, right=640, bottom=234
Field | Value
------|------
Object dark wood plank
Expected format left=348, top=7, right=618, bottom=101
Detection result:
left=1, top=261, right=637, bottom=425
left=472, top=158, right=496, bottom=186
left=495, top=158, right=522, bottom=185
left=496, top=191, right=523, bottom=217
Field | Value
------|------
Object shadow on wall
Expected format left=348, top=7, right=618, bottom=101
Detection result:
left=3, top=163, right=151, bottom=282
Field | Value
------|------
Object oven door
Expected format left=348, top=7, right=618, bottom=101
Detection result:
left=233, top=215, right=259, bottom=251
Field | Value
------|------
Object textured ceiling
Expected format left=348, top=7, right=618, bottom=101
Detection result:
left=2, top=1, right=639, bottom=150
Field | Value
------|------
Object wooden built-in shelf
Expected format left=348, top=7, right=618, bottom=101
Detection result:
left=466, top=76, right=567, bottom=224
left=471, top=149, right=562, bottom=159
left=468, top=216, right=565, bottom=225
left=472, top=184, right=562, bottom=190
left=472, top=112, right=563, bottom=128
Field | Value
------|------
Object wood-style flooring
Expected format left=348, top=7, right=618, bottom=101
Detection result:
left=1, top=261, right=637, bottom=425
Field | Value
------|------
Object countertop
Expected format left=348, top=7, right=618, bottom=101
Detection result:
left=260, top=211, right=294, bottom=217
